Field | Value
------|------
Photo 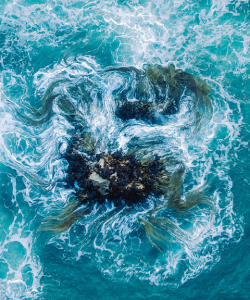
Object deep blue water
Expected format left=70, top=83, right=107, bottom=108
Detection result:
left=0, top=0, right=250, bottom=299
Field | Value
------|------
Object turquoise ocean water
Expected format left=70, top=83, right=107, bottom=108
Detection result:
left=0, top=0, right=249, bottom=299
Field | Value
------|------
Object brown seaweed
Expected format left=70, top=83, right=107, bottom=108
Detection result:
left=36, top=63, right=215, bottom=256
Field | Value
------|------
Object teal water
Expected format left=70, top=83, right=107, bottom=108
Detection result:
left=0, top=0, right=249, bottom=299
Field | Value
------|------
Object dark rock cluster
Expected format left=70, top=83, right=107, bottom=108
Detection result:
left=111, top=64, right=212, bottom=124
left=64, top=140, right=169, bottom=207
left=116, top=101, right=154, bottom=122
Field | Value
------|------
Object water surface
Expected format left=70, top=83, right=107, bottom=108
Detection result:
left=0, top=0, right=249, bottom=299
